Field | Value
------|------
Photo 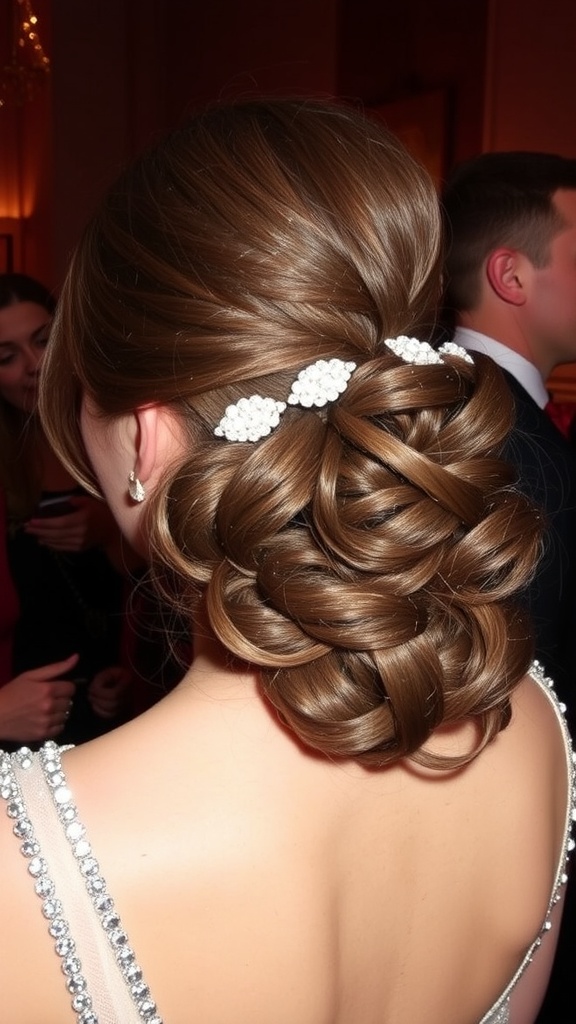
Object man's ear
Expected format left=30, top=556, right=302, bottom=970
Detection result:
left=133, top=405, right=161, bottom=484
left=485, top=248, right=528, bottom=306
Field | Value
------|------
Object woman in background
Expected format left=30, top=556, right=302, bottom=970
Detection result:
left=0, top=100, right=573, bottom=1024
left=0, top=273, right=131, bottom=744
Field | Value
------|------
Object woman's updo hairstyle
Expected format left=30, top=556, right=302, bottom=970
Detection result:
left=41, top=98, right=542, bottom=767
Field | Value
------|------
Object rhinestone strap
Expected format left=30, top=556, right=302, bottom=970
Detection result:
left=478, top=660, right=576, bottom=1024
left=0, top=742, right=163, bottom=1024
left=0, top=745, right=98, bottom=1023
left=37, top=742, right=163, bottom=1024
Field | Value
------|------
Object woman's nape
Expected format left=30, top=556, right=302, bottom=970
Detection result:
left=0, top=98, right=567, bottom=1024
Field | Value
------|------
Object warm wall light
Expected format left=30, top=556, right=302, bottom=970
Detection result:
left=0, top=0, right=50, bottom=107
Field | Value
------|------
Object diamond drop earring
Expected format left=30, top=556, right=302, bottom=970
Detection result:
left=128, top=470, right=145, bottom=503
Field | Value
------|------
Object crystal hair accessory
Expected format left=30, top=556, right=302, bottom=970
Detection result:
left=437, top=341, right=474, bottom=363
left=383, top=335, right=473, bottom=365
left=287, top=358, right=357, bottom=408
left=214, top=396, right=287, bottom=443
left=214, top=358, right=357, bottom=443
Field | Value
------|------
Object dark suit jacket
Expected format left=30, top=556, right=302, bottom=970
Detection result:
left=500, top=370, right=576, bottom=728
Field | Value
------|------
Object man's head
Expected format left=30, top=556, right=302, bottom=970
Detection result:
left=442, top=152, right=576, bottom=374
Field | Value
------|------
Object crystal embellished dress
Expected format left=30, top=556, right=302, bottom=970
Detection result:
left=1, top=662, right=574, bottom=1024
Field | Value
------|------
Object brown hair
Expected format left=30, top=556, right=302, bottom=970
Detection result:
left=41, top=99, right=542, bottom=767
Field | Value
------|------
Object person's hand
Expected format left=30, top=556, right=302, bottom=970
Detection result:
left=0, top=654, right=78, bottom=742
left=24, top=496, right=116, bottom=553
left=88, top=665, right=132, bottom=719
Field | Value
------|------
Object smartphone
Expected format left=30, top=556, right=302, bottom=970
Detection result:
left=35, top=494, right=77, bottom=518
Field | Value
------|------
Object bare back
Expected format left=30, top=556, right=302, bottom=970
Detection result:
left=0, top=667, right=572, bottom=1024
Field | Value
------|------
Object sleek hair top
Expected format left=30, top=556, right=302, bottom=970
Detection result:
left=41, top=99, right=542, bottom=768
left=442, top=150, right=576, bottom=312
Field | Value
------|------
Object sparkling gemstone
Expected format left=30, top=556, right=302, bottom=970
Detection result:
left=13, top=817, right=32, bottom=838
left=80, top=857, right=99, bottom=877
left=62, top=955, right=82, bottom=976
left=116, top=946, right=135, bottom=966
left=47, top=770, right=65, bottom=788
left=66, top=821, right=84, bottom=842
left=102, top=911, right=120, bottom=931
left=86, top=876, right=105, bottom=895
left=54, top=785, right=72, bottom=805
left=109, top=928, right=128, bottom=948
left=74, top=839, right=91, bottom=859
left=35, top=877, right=55, bottom=898
left=72, top=992, right=92, bottom=1012
left=20, top=839, right=40, bottom=858
left=67, top=974, right=87, bottom=994
left=124, top=963, right=143, bottom=984
left=42, top=898, right=62, bottom=919
left=78, top=1012, right=98, bottom=1024
left=93, top=894, right=113, bottom=914
left=49, top=918, right=68, bottom=939
left=28, top=856, right=47, bottom=877
left=55, top=937, right=75, bottom=957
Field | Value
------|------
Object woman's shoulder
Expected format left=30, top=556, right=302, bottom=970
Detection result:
left=501, top=663, right=573, bottom=798
left=453, top=663, right=573, bottom=935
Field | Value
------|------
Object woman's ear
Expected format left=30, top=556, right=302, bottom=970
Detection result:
left=134, top=405, right=160, bottom=485
left=485, top=248, right=529, bottom=306
left=133, top=404, right=185, bottom=486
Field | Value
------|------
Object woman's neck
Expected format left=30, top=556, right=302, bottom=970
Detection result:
left=181, top=625, right=262, bottom=702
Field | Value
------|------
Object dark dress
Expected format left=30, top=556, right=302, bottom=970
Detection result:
left=496, top=373, right=576, bottom=1024
left=501, top=372, right=576, bottom=732
left=6, top=488, right=126, bottom=746
left=0, top=490, right=19, bottom=685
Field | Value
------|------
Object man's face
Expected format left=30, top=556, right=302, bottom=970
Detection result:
left=528, top=189, right=576, bottom=367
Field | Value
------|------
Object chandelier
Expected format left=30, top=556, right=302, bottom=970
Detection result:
left=0, top=0, right=51, bottom=107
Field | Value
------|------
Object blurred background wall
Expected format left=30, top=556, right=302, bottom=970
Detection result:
left=1, top=0, right=575, bottom=292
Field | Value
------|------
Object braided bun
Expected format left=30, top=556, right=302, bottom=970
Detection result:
left=41, top=99, right=542, bottom=766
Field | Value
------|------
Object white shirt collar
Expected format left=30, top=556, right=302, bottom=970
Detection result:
left=453, top=327, right=549, bottom=409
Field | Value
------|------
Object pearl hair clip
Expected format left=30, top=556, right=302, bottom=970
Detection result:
left=214, top=358, right=357, bottom=443
left=213, top=340, right=472, bottom=443
left=383, top=336, right=473, bottom=365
